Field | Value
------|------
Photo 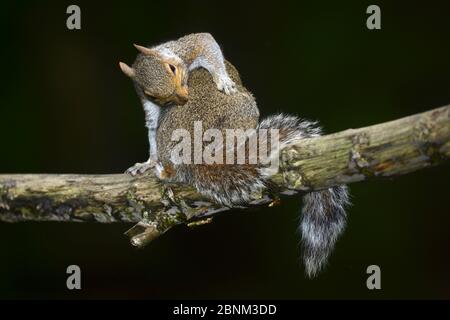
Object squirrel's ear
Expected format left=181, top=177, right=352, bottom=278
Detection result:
left=119, top=61, right=135, bottom=78
left=133, top=44, right=157, bottom=56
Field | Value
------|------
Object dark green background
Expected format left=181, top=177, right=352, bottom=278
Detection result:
left=0, top=0, right=449, bottom=299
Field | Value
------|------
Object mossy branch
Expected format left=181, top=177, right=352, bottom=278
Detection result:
left=0, top=105, right=449, bottom=246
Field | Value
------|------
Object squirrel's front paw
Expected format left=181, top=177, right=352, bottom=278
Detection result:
left=125, top=159, right=156, bottom=176
left=215, top=75, right=237, bottom=95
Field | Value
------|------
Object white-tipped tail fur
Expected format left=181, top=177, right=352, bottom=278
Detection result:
left=174, top=113, right=350, bottom=277
left=301, top=186, right=349, bottom=277
left=258, top=114, right=350, bottom=277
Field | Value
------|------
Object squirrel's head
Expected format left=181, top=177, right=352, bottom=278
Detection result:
left=119, top=44, right=189, bottom=106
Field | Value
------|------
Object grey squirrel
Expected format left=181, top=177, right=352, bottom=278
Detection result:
left=119, top=33, right=350, bottom=277
left=119, top=33, right=236, bottom=175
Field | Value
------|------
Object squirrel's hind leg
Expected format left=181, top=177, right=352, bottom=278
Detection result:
left=190, top=57, right=237, bottom=95
left=214, top=72, right=237, bottom=95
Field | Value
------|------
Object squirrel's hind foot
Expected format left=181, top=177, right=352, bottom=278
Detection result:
left=125, top=159, right=157, bottom=176
left=215, top=74, right=237, bottom=95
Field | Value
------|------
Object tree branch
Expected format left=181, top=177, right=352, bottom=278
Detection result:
left=1, top=105, right=449, bottom=246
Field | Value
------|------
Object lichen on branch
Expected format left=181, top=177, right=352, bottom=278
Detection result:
left=0, top=105, right=449, bottom=246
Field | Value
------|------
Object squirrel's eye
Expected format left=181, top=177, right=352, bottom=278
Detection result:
left=168, top=64, right=177, bottom=75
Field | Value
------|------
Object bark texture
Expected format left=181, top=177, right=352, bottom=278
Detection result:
left=1, top=105, right=449, bottom=246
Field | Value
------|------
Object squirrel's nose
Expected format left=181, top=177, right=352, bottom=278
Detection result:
left=178, top=86, right=188, bottom=97
left=175, top=94, right=188, bottom=105
left=175, top=86, right=189, bottom=105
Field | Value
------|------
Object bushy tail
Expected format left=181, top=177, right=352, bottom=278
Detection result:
left=301, top=186, right=349, bottom=277
left=177, top=113, right=350, bottom=277
left=259, top=114, right=350, bottom=277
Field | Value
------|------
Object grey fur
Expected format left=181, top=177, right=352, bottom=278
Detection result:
left=301, top=185, right=350, bottom=277
left=258, top=115, right=350, bottom=277
left=132, top=55, right=350, bottom=277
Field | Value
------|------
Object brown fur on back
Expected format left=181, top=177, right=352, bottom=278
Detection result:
left=157, top=61, right=259, bottom=166
left=156, top=61, right=262, bottom=206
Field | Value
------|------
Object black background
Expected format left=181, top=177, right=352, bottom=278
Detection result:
left=0, top=0, right=449, bottom=299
